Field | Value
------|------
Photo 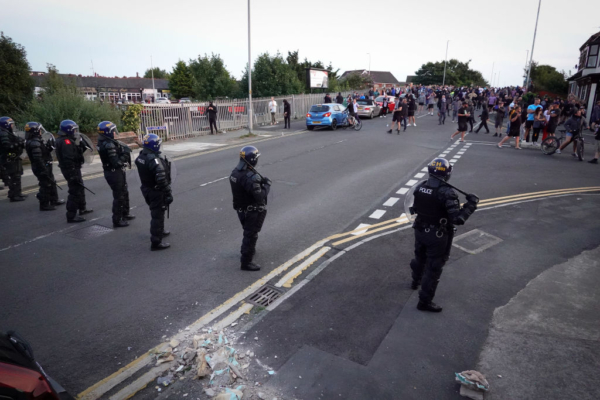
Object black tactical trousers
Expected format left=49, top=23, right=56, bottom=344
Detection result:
left=4, top=159, right=23, bottom=199
left=410, top=228, right=450, bottom=304
left=33, top=163, right=58, bottom=205
left=104, top=169, right=130, bottom=223
left=61, top=168, right=86, bottom=219
left=141, top=186, right=166, bottom=245
left=237, top=210, right=267, bottom=265
left=209, top=118, right=217, bottom=134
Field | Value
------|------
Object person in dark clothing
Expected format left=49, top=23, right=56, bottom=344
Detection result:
left=135, top=134, right=173, bottom=250
left=0, top=116, right=27, bottom=201
left=283, top=99, right=291, bottom=129
left=493, top=102, right=506, bottom=137
left=409, top=158, right=478, bottom=312
left=450, top=102, right=470, bottom=142
left=475, top=106, right=490, bottom=133
left=388, top=101, right=404, bottom=134
left=335, top=93, right=344, bottom=104
left=467, top=102, right=476, bottom=132
left=55, top=120, right=93, bottom=222
left=401, top=98, right=409, bottom=131
left=324, top=94, right=332, bottom=104
left=25, top=122, right=64, bottom=210
left=229, top=146, right=271, bottom=271
left=498, top=106, right=522, bottom=149
left=206, top=102, right=218, bottom=134
left=555, top=108, right=588, bottom=155
left=97, top=121, right=135, bottom=227
left=437, top=95, right=447, bottom=125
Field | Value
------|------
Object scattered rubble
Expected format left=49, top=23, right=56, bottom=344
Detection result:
left=456, top=370, right=489, bottom=400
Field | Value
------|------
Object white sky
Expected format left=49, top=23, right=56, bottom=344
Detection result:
left=2, top=0, right=599, bottom=86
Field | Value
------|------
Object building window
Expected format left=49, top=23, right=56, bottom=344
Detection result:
left=579, top=48, right=588, bottom=70
left=587, top=44, right=598, bottom=68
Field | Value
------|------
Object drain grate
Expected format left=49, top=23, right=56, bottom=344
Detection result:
left=66, top=224, right=114, bottom=240
left=452, top=229, right=502, bottom=254
left=246, top=285, right=285, bottom=307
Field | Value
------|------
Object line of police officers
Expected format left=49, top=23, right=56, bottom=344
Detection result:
left=2, top=115, right=477, bottom=310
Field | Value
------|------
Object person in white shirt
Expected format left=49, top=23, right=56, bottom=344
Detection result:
left=269, top=97, right=277, bottom=125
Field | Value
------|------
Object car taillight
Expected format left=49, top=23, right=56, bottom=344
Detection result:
left=323, top=112, right=331, bottom=117
left=365, top=108, right=371, bottom=111
left=306, top=113, right=311, bottom=118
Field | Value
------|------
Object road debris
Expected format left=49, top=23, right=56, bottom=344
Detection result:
left=455, top=370, right=489, bottom=400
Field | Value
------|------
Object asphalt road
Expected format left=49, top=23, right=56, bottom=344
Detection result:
left=1, top=109, right=597, bottom=396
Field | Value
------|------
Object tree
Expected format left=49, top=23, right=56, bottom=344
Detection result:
left=168, top=61, right=195, bottom=99
left=239, top=52, right=303, bottom=98
left=413, top=59, right=487, bottom=86
left=0, top=32, right=34, bottom=115
left=143, top=67, right=169, bottom=79
left=340, top=72, right=373, bottom=90
left=526, top=61, right=568, bottom=96
left=188, top=53, right=238, bottom=100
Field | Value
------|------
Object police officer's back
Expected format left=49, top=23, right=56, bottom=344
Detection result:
left=230, top=146, right=271, bottom=271
left=0, top=116, right=27, bottom=201
left=409, top=158, right=478, bottom=312
left=135, top=134, right=172, bottom=250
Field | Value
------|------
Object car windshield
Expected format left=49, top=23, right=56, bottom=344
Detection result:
left=357, top=100, right=373, bottom=105
left=310, top=105, right=330, bottom=113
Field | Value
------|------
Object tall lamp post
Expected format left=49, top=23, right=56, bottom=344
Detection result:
left=247, top=0, right=253, bottom=133
left=367, top=53, right=371, bottom=75
left=442, top=40, right=449, bottom=86
left=525, top=0, right=542, bottom=91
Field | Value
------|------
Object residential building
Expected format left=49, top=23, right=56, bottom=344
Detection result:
left=341, top=70, right=400, bottom=91
left=567, top=30, right=600, bottom=122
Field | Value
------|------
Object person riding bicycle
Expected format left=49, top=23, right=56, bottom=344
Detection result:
left=555, top=108, right=588, bottom=155
left=346, top=98, right=360, bottom=126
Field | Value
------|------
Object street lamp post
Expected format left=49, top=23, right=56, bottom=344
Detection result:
left=525, top=0, right=542, bottom=91
left=490, top=62, right=494, bottom=88
left=247, top=0, right=253, bottom=133
left=367, top=53, right=371, bottom=75
left=442, top=40, right=449, bottom=86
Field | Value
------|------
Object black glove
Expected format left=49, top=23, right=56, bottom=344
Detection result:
left=164, top=193, right=174, bottom=205
left=262, top=176, right=272, bottom=186
left=466, top=193, right=479, bottom=204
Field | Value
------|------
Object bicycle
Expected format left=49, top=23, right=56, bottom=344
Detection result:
left=340, top=113, right=362, bottom=131
left=541, top=129, right=585, bottom=160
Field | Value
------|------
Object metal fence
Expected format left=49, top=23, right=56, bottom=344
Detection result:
left=139, top=91, right=356, bottom=141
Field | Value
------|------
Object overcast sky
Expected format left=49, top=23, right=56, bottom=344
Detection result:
left=3, top=0, right=599, bottom=86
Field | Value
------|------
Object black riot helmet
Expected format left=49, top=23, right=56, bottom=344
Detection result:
left=25, top=122, right=43, bottom=139
left=240, top=146, right=260, bottom=166
left=427, top=158, right=452, bottom=181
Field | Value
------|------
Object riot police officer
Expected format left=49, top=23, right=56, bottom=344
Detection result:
left=409, top=158, right=478, bottom=312
left=229, top=146, right=271, bottom=271
left=135, top=134, right=172, bottom=251
left=55, top=120, right=93, bottom=223
left=97, top=121, right=135, bottom=227
left=0, top=116, right=27, bottom=201
left=25, top=122, right=65, bottom=210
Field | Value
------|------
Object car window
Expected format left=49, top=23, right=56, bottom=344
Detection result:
left=310, top=105, right=330, bottom=112
left=357, top=100, right=373, bottom=105
left=334, top=106, right=341, bottom=111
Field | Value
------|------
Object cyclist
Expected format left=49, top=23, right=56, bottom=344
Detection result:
left=555, top=108, right=588, bottom=156
left=346, top=98, right=359, bottom=126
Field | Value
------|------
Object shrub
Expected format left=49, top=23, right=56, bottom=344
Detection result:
left=122, top=104, right=143, bottom=134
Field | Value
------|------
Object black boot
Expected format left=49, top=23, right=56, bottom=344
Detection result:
left=68, top=216, right=86, bottom=223
left=151, top=242, right=171, bottom=251
left=113, top=220, right=129, bottom=228
left=10, top=196, right=27, bottom=202
left=411, top=280, right=420, bottom=290
left=79, top=209, right=93, bottom=215
left=40, top=203, right=56, bottom=211
left=588, top=159, right=598, bottom=164
left=123, top=214, right=136, bottom=220
left=241, top=262, right=261, bottom=271
left=387, top=129, right=392, bottom=134
left=53, top=199, right=66, bottom=205
left=417, top=301, right=443, bottom=312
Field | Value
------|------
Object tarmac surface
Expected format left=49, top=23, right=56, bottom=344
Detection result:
left=1, top=110, right=599, bottom=399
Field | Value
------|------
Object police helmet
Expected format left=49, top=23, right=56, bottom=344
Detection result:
left=0, top=117, right=16, bottom=133
left=59, top=120, right=79, bottom=137
left=143, top=133, right=162, bottom=152
left=98, top=121, right=118, bottom=139
left=428, top=158, right=452, bottom=181
left=240, top=146, right=260, bottom=167
left=25, top=122, right=43, bottom=139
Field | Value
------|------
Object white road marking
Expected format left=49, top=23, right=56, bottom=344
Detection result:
left=369, top=209, right=386, bottom=219
left=406, top=179, right=418, bottom=186
left=199, top=176, right=228, bottom=187
left=450, top=159, right=458, bottom=163
left=421, top=167, right=428, bottom=172
left=383, top=197, right=400, bottom=207
left=165, top=143, right=225, bottom=152
left=457, top=151, right=465, bottom=155
left=439, top=154, right=448, bottom=157
left=351, top=223, right=371, bottom=235
left=454, top=155, right=462, bottom=159
left=397, top=187, right=410, bottom=195
left=414, top=173, right=425, bottom=178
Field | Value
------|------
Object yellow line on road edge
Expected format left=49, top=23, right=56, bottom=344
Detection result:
left=332, top=219, right=409, bottom=246
left=477, top=187, right=600, bottom=206
left=480, top=188, right=600, bottom=207
left=277, top=247, right=332, bottom=288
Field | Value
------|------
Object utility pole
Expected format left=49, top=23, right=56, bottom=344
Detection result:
left=247, top=0, right=253, bottom=133
left=443, top=40, right=449, bottom=86
left=525, top=0, right=542, bottom=91
left=367, top=53, right=371, bottom=75
left=150, top=55, right=155, bottom=92
left=490, top=62, right=494, bottom=88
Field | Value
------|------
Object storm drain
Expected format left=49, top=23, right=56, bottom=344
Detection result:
left=66, top=224, right=114, bottom=240
left=452, top=229, right=503, bottom=254
left=246, top=285, right=285, bottom=307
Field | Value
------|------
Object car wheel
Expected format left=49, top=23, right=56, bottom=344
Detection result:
left=369, top=112, right=373, bottom=119
left=331, top=119, right=337, bottom=130
left=307, top=126, right=314, bottom=131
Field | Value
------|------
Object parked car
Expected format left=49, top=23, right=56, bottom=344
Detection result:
left=156, top=97, right=171, bottom=104
left=356, top=99, right=381, bottom=119
left=179, top=98, right=192, bottom=103
left=375, top=96, right=396, bottom=114
left=306, top=104, right=346, bottom=130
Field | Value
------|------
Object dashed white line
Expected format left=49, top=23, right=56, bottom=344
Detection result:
left=383, top=197, right=400, bottom=207
left=457, top=151, right=465, bottom=155
left=439, top=154, right=448, bottom=157
left=421, top=167, right=428, bottom=172
left=414, top=173, right=425, bottom=178
left=454, top=155, right=462, bottom=159
left=450, top=159, right=458, bottom=163
left=199, top=176, right=228, bottom=187
left=351, top=223, right=371, bottom=235
left=369, top=209, right=386, bottom=219
left=406, top=179, right=418, bottom=186
left=397, top=187, right=409, bottom=195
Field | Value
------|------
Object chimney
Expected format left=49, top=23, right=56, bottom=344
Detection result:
left=136, top=72, right=139, bottom=78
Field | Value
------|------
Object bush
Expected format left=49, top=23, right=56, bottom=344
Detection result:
left=122, top=104, right=143, bottom=134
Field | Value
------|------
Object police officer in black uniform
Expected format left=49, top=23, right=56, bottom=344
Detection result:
left=55, top=120, right=93, bottom=223
left=409, top=158, right=478, bottom=312
left=229, top=146, right=271, bottom=271
left=0, top=116, right=27, bottom=202
left=97, top=121, right=135, bottom=227
left=25, top=122, right=65, bottom=210
left=135, top=134, right=172, bottom=251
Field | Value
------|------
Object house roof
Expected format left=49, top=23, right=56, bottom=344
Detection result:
left=31, top=74, right=169, bottom=90
left=580, top=30, right=600, bottom=51
left=341, top=70, right=400, bottom=84
left=405, top=75, right=417, bottom=83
